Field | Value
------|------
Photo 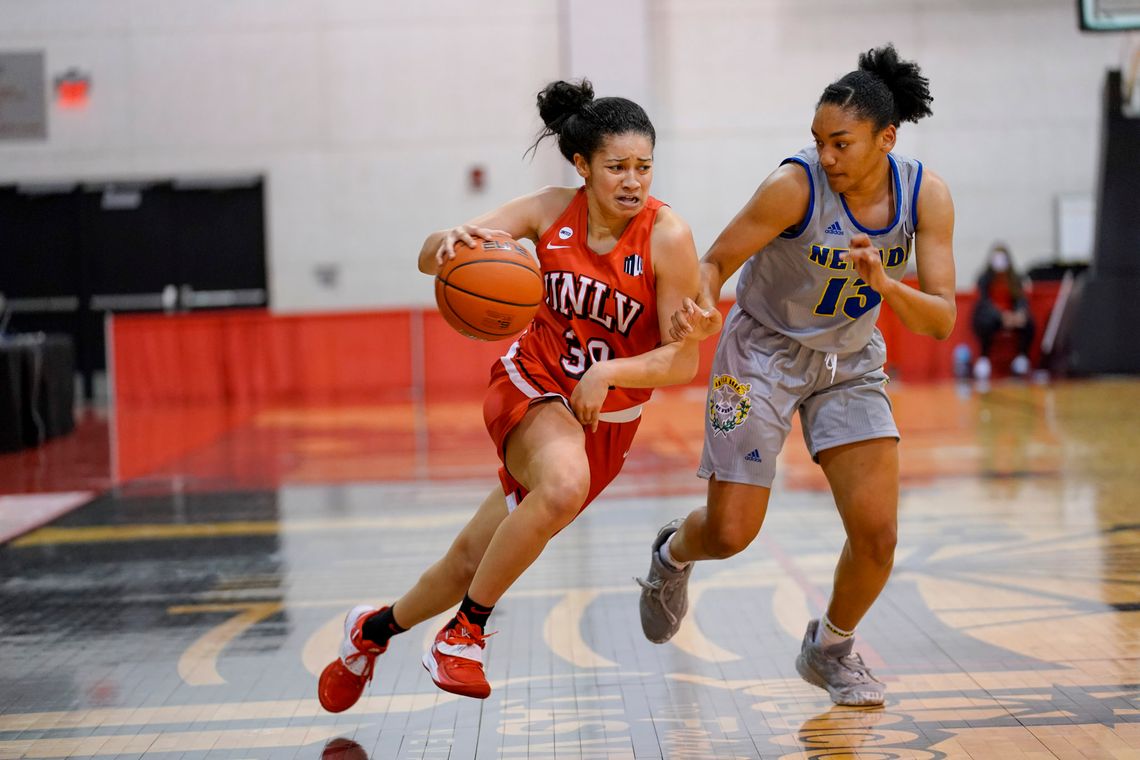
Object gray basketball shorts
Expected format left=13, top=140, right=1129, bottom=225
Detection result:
left=698, top=305, right=899, bottom=488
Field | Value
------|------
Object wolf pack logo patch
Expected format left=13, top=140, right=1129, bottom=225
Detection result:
left=708, top=374, right=752, bottom=437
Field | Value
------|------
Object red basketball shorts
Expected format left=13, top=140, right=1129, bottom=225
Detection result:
left=482, top=355, right=642, bottom=515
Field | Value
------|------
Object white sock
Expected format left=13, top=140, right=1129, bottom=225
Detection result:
left=814, top=612, right=854, bottom=649
left=659, top=533, right=690, bottom=571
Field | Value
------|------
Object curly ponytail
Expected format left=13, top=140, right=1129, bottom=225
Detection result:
left=818, top=43, right=933, bottom=130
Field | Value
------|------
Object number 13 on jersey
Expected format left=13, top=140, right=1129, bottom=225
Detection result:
left=813, top=276, right=882, bottom=320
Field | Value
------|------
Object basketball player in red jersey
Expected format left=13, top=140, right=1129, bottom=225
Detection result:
left=317, top=78, right=719, bottom=711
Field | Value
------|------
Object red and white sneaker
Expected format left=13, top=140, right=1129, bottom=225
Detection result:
left=317, top=605, right=387, bottom=713
left=422, top=612, right=492, bottom=699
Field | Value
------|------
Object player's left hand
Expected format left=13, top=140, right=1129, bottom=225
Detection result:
left=840, top=233, right=889, bottom=292
left=570, top=364, right=612, bottom=433
left=669, top=295, right=723, bottom=343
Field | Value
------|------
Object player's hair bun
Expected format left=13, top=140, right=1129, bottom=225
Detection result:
left=858, top=44, right=933, bottom=124
left=536, top=79, right=596, bottom=133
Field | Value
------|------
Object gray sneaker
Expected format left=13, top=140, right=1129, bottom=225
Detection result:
left=636, top=519, right=693, bottom=643
left=795, top=619, right=885, bottom=706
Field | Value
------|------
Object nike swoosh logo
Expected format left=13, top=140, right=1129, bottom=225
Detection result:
left=547, top=244, right=571, bottom=249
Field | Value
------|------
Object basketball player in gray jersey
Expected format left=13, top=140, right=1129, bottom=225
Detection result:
left=637, top=44, right=956, bottom=706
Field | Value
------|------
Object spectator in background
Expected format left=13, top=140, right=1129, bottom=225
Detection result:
left=971, top=242, right=1034, bottom=379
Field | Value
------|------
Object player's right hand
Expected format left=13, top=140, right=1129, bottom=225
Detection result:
left=436, top=225, right=512, bottom=266
left=570, top=363, right=612, bottom=433
left=669, top=295, right=722, bottom=343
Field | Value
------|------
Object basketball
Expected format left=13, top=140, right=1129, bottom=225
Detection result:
left=434, top=234, right=544, bottom=341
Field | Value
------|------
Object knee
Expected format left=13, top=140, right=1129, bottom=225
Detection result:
left=533, top=472, right=590, bottom=527
left=702, top=521, right=754, bottom=559
left=849, top=523, right=897, bottom=567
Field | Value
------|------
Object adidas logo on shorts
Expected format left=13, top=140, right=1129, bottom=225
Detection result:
left=745, top=449, right=762, bottom=463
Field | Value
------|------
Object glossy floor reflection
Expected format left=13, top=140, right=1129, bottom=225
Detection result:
left=1, top=378, right=1139, bottom=759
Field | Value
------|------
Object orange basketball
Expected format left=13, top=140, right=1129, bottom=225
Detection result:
left=434, top=234, right=544, bottom=341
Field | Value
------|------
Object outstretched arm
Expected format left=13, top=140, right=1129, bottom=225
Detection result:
left=669, top=162, right=810, bottom=340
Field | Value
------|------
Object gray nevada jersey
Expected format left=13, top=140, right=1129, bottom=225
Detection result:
left=735, top=146, right=923, bottom=354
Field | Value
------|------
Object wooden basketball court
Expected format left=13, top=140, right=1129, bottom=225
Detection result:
left=1, top=377, right=1138, bottom=759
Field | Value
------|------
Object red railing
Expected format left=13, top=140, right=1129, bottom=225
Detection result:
left=109, top=281, right=1062, bottom=406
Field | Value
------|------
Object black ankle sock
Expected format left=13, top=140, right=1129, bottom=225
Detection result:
left=453, top=594, right=494, bottom=630
left=360, top=606, right=407, bottom=647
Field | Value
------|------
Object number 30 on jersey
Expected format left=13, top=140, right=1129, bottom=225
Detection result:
left=560, top=329, right=613, bottom=378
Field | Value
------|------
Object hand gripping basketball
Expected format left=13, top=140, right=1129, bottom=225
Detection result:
left=434, top=235, right=543, bottom=341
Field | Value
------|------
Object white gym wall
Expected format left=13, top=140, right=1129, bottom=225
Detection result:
left=0, top=0, right=1122, bottom=309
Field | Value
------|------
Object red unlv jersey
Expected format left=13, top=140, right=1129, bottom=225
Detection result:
left=500, top=187, right=664, bottom=413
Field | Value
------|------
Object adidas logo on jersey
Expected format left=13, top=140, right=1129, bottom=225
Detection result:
left=825, top=220, right=843, bottom=235
left=744, top=449, right=762, bottom=463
